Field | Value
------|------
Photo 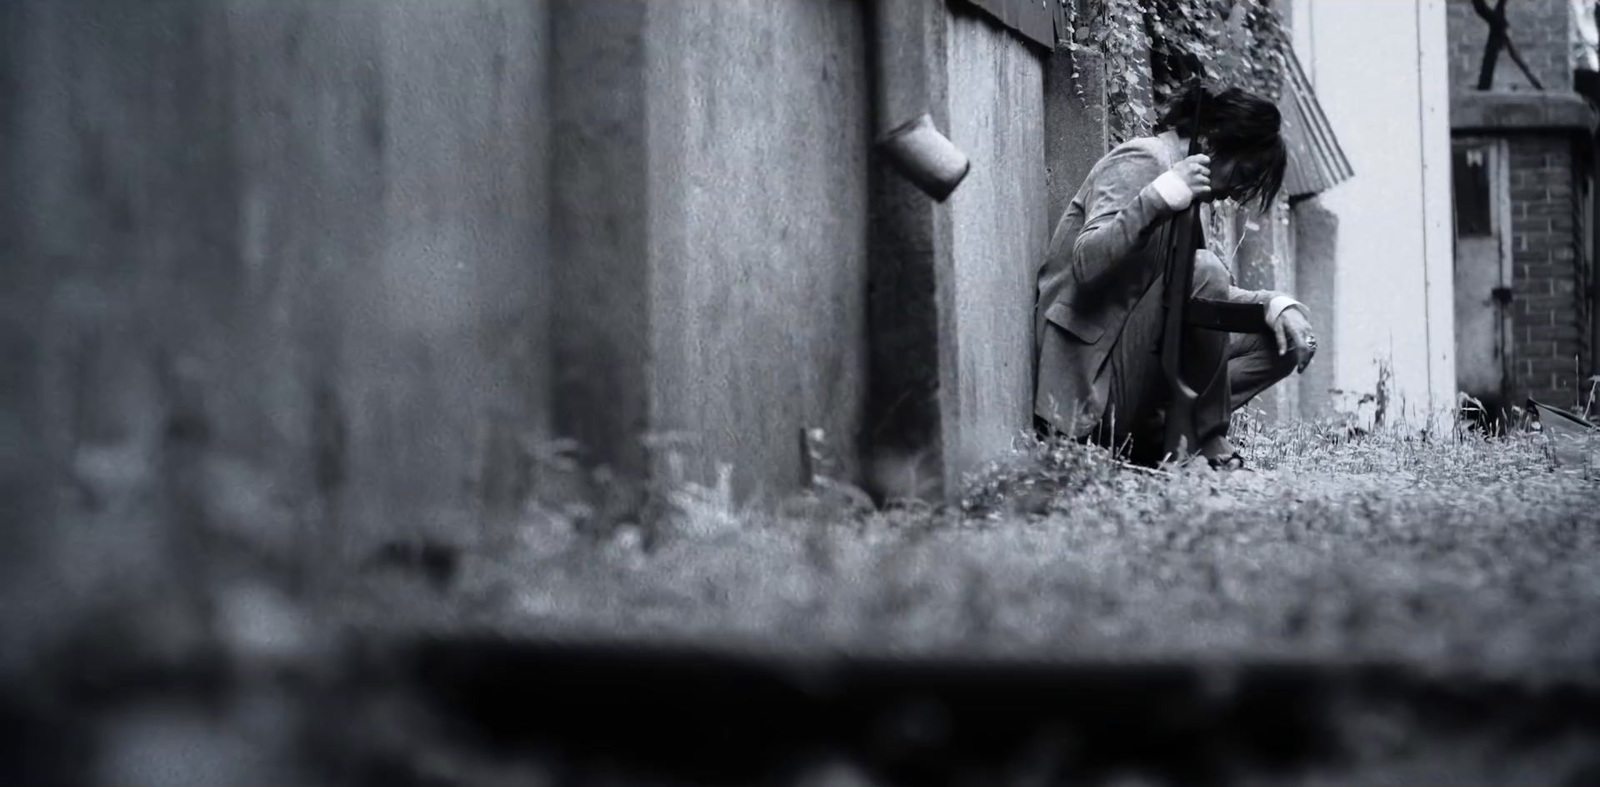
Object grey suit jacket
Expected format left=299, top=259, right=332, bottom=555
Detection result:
left=1032, top=132, right=1284, bottom=436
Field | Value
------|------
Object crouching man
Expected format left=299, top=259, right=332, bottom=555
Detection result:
left=1034, top=84, right=1317, bottom=469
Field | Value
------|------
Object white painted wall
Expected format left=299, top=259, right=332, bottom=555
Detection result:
left=1290, top=0, right=1457, bottom=429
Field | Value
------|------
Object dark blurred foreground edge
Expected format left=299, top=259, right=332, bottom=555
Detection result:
left=346, top=633, right=1600, bottom=785
left=6, top=632, right=1600, bottom=785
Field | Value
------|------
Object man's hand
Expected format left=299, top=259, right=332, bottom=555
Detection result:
left=1150, top=155, right=1212, bottom=210
left=1271, top=307, right=1317, bottom=373
left=1170, top=154, right=1212, bottom=197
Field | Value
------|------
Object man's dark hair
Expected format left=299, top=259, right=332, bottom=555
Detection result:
left=1154, top=82, right=1288, bottom=210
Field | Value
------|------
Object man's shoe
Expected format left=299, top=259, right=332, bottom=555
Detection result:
left=1206, top=451, right=1247, bottom=471
left=1199, top=435, right=1249, bottom=472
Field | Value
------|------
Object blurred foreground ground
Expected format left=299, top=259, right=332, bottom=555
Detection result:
left=5, top=419, right=1600, bottom=785
left=355, top=418, right=1600, bottom=676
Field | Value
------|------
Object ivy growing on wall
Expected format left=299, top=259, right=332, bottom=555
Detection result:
left=1056, top=0, right=1295, bottom=272
left=1058, top=0, right=1291, bottom=144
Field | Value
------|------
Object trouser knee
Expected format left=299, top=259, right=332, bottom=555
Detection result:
left=1265, top=341, right=1300, bottom=381
left=1191, top=249, right=1231, bottom=300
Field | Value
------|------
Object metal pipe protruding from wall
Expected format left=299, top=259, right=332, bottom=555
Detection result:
left=869, top=0, right=971, bottom=202
left=877, top=112, right=971, bottom=202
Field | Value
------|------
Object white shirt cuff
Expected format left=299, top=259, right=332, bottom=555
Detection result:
left=1266, top=296, right=1306, bottom=326
left=1150, top=170, right=1193, bottom=211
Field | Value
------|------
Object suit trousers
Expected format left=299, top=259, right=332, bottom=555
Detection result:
left=1090, top=255, right=1298, bottom=464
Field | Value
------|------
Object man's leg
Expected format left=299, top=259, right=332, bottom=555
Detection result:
left=1184, top=255, right=1239, bottom=456
left=1226, top=330, right=1300, bottom=413
left=1090, top=255, right=1294, bottom=464
left=1188, top=261, right=1299, bottom=461
left=1095, top=280, right=1170, bottom=464
left=1095, top=253, right=1238, bottom=465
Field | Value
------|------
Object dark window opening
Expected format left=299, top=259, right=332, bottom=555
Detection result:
left=1453, top=144, right=1494, bottom=238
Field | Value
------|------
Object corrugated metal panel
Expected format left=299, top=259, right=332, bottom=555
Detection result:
left=1280, top=47, right=1354, bottom=198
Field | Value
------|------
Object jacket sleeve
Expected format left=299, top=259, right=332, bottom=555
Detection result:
left=1218, top=269, right=1308, bottom=325
left=1070, top=145, right=1182, bottom=290
left=1232, top=286, right=1308, bottom=325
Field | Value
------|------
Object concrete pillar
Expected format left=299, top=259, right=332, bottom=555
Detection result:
left=550, top=0, right=654, bottom=480
left=3, top=0, right=551, bottom=657
left=863, top=3, right=1050, bottom=503
left=550, top=1, right=872, bottom=505
left=646, top=1, right=872, bottom=503
left=863, top=0, right=957, bottom=502
left=944, top=11, right=1048, bottom=484
left=1294, top=197, right=1341, bottom=419
left=549, top=1, right=1047, bottom=508
left=220, top=0, right=551, bottom=565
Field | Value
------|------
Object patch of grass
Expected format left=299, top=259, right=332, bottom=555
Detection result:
left=344, top=414, right=1600, bottom=679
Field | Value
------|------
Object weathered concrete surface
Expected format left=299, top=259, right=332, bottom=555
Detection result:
left=361, top=0, right=549, bottom=547
left=863, top=4, right=1048, bottom=502
left=643, top=0, right=871, bottom=501
left=550, top=0, right=653, bottom=478
left=1294, top=198, right=1341, bottom=419
left=7, top=0, right=276, bottom=665
left=943, top=9, right=1049, bottom=484
left=1043, top=43, right=1107, bottom=227
left=3, top=0, right=549, bottom=658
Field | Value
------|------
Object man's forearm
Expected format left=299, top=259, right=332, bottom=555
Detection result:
left=1225, top=285, right=1307, bottom=327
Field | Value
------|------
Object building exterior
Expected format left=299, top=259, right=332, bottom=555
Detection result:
left=1283, top=0, right=1459, bottom=430
left=1, top=0, right=1459, bottom=625
left=1445, top=0, right=1598, bottom=416
left=2, top=0, right=1074, bottom=606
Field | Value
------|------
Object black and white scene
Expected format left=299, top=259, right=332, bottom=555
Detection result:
left=5, top=0, right=1600, bottom=784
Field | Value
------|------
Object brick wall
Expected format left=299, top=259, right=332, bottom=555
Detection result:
left=1510, top=135, right=1587, bottom=405
left=1447, top=0, right=1590, bottom=405
left=1447, top=0, right=1573, bottom=93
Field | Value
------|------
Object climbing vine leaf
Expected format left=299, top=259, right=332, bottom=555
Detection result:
left=1056, top=0, right=1291, bottom=145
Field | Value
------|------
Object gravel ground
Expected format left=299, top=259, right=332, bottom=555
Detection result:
left=11, top=421, right=1600, bottom=785
left=343, top=420, right=1600, bottom=681
left=292, top=422, right=1600, bottom=784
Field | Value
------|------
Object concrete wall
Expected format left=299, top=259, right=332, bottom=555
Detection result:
left=943, top=9, right=1049, bottom=484
left=550, top=0, right=653, bottom=478
left=1292, top=198, right=1342, bottom=420
left=863, top=0, right=955, bottom=502
left=549, top=0, right=872, bottom=505
left=642, top=1, right=872, bottom=501
left=5, top=0, right=1046, bottom=563
left=1290, top=0, right=1458, bottom=427
left=551, top=0, right=1050, bottom=505
left=4, top=0, right=549, bottom=654
left=864, top=3, right=1049, bottom=500
left=1044, top=29, right=1108, bottom=224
